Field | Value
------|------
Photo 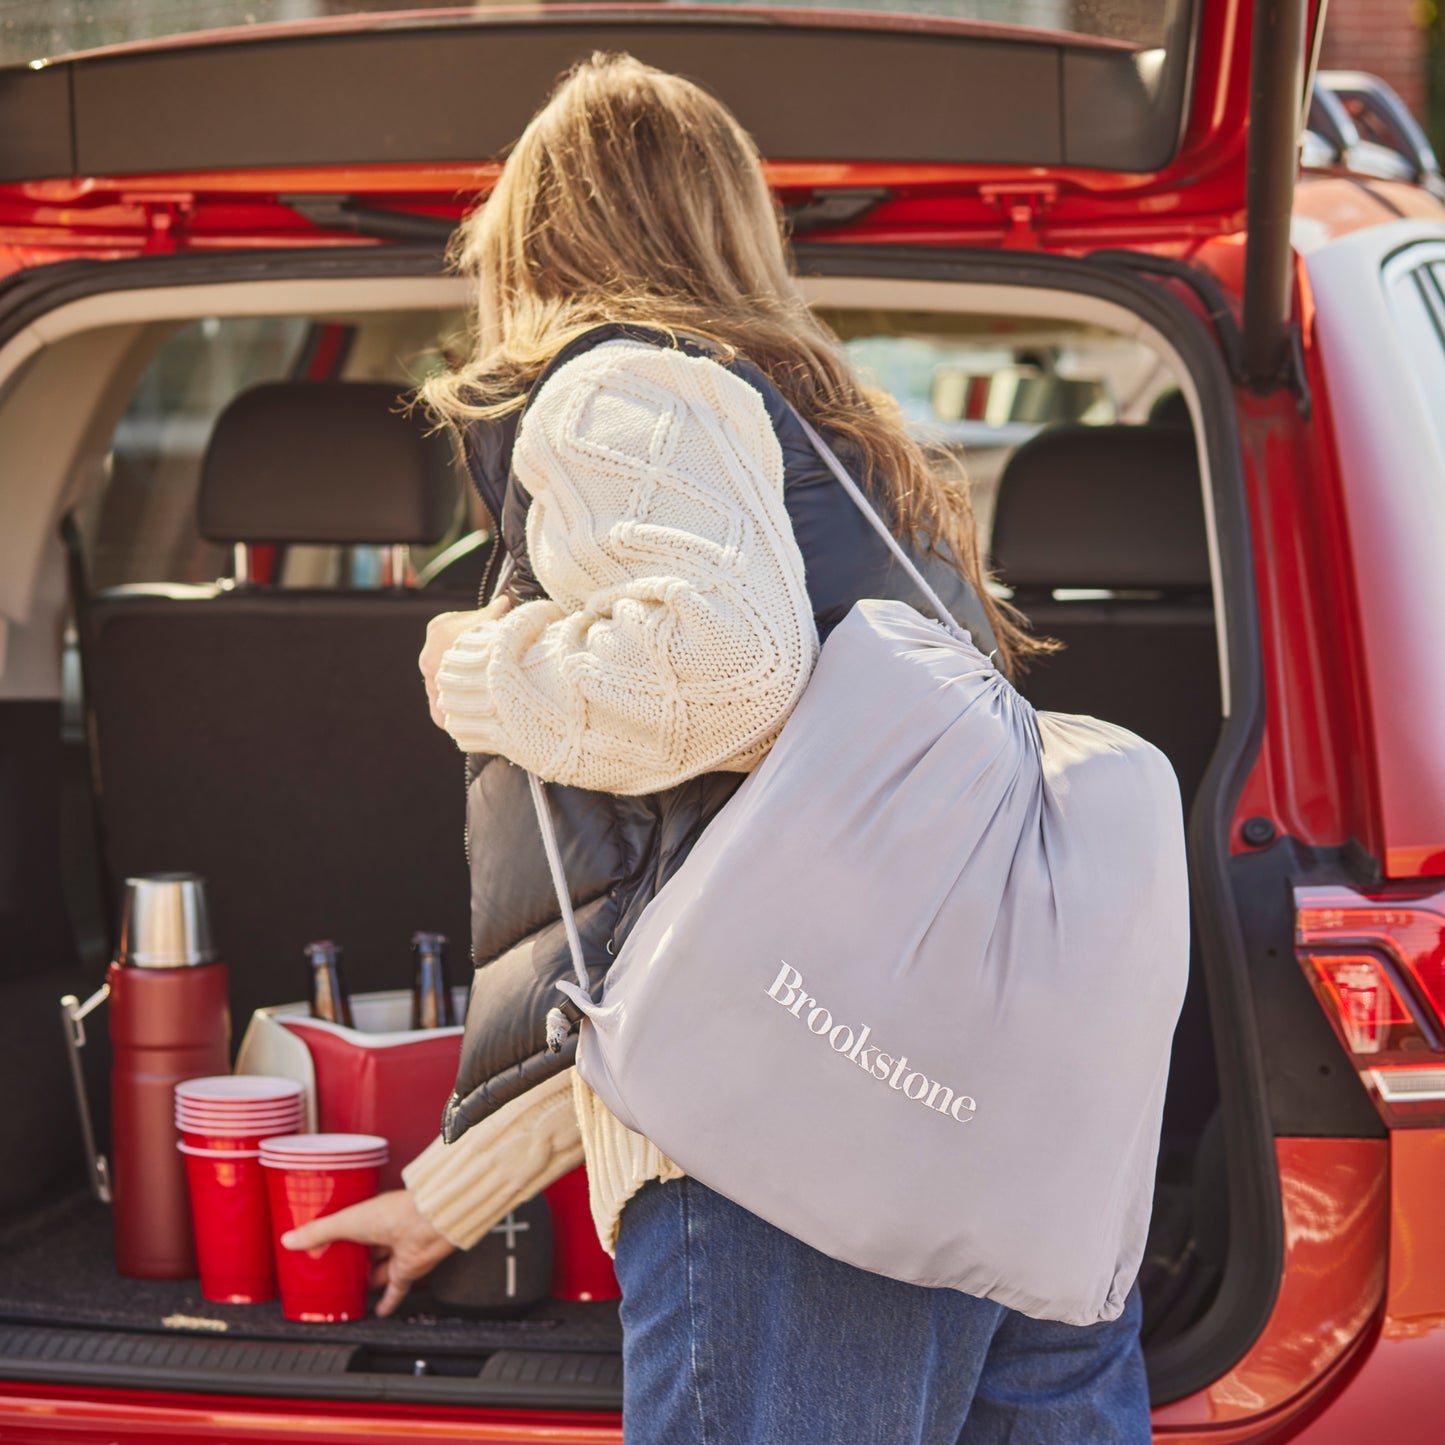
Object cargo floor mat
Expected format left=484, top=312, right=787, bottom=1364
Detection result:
left=0, top=1192, right=621, bottom=1355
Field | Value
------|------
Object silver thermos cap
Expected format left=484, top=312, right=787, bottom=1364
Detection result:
left=117, top=873, right=216, bottom=968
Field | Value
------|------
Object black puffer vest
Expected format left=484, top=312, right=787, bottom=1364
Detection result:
left=441, top=324, right=996, bottom=1143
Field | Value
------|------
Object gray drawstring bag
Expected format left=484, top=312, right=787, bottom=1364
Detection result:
left=532, top=414, right=1190, bottom=1326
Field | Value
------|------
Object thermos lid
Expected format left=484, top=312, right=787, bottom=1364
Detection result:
left=117, top=873, right=216, bottom=968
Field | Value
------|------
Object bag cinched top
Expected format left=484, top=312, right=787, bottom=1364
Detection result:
left=533, top=409, right=1190, bottom=1327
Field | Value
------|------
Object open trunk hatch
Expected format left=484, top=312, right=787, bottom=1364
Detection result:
left=0, top=1, right=1319, bottom=251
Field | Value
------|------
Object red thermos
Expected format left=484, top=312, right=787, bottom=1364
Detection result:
left=108, top=874, right=231, bottom=1279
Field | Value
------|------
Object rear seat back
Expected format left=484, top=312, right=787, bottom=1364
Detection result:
left=991, top=422, right=1220, bottom=807
left=83, top=382, right=474, bottom=1038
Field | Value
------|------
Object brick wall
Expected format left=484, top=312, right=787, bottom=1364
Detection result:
left=1318, top=0, right=1427, bottom=117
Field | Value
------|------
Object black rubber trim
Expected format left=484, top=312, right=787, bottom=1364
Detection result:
left=0, top=1324, right=623, bottom=1410
left=478, top=1348, right=624, bottom=1389
left=0, top=246, right=449, bottom=351
left=1086, top=250, right=1247, bottom=383
left=1231, top=837, right=1387, bottom=1138
left=0, top=241, right=1277, bottom=1409
left=0, top=1323, right=355, bottom=1378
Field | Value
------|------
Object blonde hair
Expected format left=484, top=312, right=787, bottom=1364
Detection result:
left=422, top=52, right=1044, bottom=673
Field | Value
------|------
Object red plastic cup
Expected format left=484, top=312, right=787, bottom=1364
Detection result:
left=177, top=1108, right=304, bottom=1121
left=176, top=1099, right=303, bottom=1116
left=175, top=1075, right=306, bottom=1153
left=178, top=1113, right=303, bottom=1127
left=262, top=1148, right=383, bottom=1167
left=543, top=1164, right=621, bottom=1301
left=177, top=1108, right=304, bottom=1125
left=176, top=1092, right=303, bottom=1150
left=261, top=1135, right=387, bottom=1322
left=177, top=1116, right=304, bottom=1153
left=177, top=1142, right=276, bottom=1304
left=176, top=1076, right=303, bottom=1107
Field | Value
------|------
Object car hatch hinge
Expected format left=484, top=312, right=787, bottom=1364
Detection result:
left=979, top=183, right=1058, bottom=250
left=122, top=194, right=194, bottom=254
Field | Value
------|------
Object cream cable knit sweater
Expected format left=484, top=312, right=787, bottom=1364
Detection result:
left=434, top=339, right=818, bottom=794
left=406, top=340, right=819, bottom=1255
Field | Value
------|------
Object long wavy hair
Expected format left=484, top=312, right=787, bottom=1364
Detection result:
left=422, top=52, right=1045, bottom=673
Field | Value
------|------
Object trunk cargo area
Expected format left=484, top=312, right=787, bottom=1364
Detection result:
left=0, top=1193, right=623, bottom=1407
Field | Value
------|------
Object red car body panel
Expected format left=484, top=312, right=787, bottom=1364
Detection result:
left=1154, top=1138, right=1388, bottom=1437
left=0, top=1391, right=625, bottom=1442
left=1264, top=1131, right=1445, bottom=1445
left=1227, top=316, right=1381, bottom=859
left=0, top=0, right=1285, bottom=264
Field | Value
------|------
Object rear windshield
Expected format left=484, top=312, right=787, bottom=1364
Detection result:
left=81, top=302, right=1177, bottom=592
left=1, top=0, right=1179, bottom=66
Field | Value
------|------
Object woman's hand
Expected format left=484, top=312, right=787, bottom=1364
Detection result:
left=420, top=595, right=513, bottom=731
left=281, top=1189, right=457, bottom=1318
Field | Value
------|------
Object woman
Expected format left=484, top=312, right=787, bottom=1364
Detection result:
left=285, top=53, right=1151, bottom=1442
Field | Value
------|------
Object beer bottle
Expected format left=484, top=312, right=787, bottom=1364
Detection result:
left=410, top=931, right=455, bottom=1030
left=305, top=939, right=354, bottom=1028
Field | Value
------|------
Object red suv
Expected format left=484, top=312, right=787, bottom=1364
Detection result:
left=0, top=2, right=1443, bottom=1441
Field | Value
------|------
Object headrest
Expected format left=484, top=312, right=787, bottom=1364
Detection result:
left=199, top=382, right=458, bottom=546
left=1147, top=389, right=1192, bottom=427
left=991, top=424, right=1211, bottom=591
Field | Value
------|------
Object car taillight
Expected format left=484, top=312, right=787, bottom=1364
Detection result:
left=1296, top=884, right=1445, bottom=1126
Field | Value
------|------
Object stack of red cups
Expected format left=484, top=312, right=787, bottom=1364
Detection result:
left=175, top=1076, right=305, bottom=1303
left=260, top=1134, right=389, bottom=1321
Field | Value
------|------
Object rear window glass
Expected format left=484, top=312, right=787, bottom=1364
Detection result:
left=830, top=314, right=1175, bottom=540
left=0, top=0, right=1182, bottom=66
left=81, top=311, right=468, bottom=592
left=86, top=316, right=308, bottom=590
left=81, top=303, right=1181, bottom=596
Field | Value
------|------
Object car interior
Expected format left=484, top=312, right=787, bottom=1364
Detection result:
left=0, top=279, right=1229, bottom=1391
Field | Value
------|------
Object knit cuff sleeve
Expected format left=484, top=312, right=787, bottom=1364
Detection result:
left=402, top=1068, right=584, bottom=1250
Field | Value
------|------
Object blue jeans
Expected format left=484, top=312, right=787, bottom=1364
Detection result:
left=614, top=1177, right=1151, bottom=1444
